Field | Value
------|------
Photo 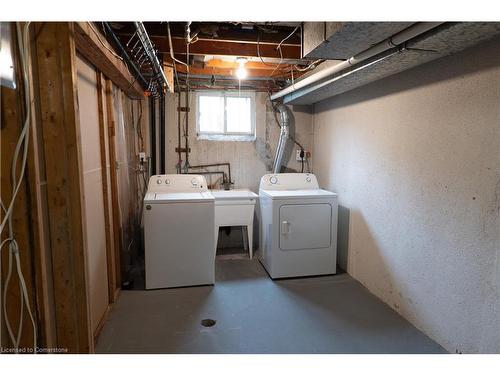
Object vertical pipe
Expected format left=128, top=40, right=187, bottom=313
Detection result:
left=184, top=88, right=190, bottom=171
left=159, top=94, right=165, bottom=174
left=149, top=96, right=156, bottom=175
left=177, top=91, right=182, bottom=173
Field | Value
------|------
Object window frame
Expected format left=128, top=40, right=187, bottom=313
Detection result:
left=196, top=90, right=256, bottom=138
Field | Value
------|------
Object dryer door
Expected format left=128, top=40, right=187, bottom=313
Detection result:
left=279, top=203, right=332, bottom=250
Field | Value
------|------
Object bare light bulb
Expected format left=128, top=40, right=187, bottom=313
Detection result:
left=236, top=66, right=247, bottom=80
left=236, top=58, right=247, bottom=80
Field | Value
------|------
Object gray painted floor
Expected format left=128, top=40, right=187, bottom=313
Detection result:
left=96, top=259, right=446, bottom=354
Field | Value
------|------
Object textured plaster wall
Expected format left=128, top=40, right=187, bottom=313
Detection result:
left=312, top=37, right=500, bottom=353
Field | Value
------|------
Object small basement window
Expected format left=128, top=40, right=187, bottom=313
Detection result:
left=196, top=91, right=256, bottom=141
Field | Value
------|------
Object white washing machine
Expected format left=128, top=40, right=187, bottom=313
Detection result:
left=259, top=173, right=338, bottom=279
left=144, top=174, right=215, bottom=289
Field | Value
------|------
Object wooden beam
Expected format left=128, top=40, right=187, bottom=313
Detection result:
left=104, top=79, right=122, bottom=290
left=32, top=22, right=93, bottom=353
left=26, top=21, right=58, bottom=349
left=174, top=64, right=280, bottom=79
left=119, top=22, right=302, bottom=45
left=151, top=36, right=301, bottom=60
left=203, top=59, right=285, bottom=70
left=96, top=73, right=118, bottom=304
left=74, top=22, right=144, bottom=100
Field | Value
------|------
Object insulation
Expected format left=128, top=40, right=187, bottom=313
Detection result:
left=304, top=22, right=413, bottom=60
left=285, top=22, right=500, bottom=105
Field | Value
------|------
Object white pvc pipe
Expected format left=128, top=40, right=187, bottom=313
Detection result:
left=134, top=22, right=170, bottom=92
left=270, top=22, right=444, bottom=101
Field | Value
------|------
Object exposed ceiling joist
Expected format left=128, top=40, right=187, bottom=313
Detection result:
left=149, top=35, right=302, bottom=60
left=115, top=21, right=302, bottom=45
left=173, top=64, right=284, bottom=79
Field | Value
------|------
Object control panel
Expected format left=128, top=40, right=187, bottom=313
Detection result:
left=147, top=174, right=209, bottom=193
left=259, top=173, right=319, bottom=191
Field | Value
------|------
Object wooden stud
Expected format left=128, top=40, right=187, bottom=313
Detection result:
left=32, top=22, right=93, bottom=353
left=104, top=79, right=123, bottom=290
left=25, top=21, right=58, bottom=349
left=96, top=73, right=117, bottom=304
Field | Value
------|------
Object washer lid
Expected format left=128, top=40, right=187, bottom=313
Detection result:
left=259, top=189, right=337, bottom=200
left=211, top=189, right=258, bottom=201
left=145, top=191, right=214, bottom=203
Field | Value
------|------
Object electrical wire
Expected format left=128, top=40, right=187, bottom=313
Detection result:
left=0, top=22, right=37, bottom=353
left=292, top=59, right=323, bottom=72
left=136, top=100, right=144, bottom=151
left=256, top=33, right=275, bottom=68
left=276, top=25, right=300, bottom=51
left=88, top=22, right=123, bottom=61
left=167, top=22, right=189, bottom=69
left=268, top=25, right=300, bottom=80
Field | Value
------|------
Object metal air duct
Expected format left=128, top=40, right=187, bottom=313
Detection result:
left=272, top=104, right=291, bottom=174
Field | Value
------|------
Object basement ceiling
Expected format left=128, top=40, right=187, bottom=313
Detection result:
left=282, top=22, right=500, bottom=105
left=105, top=22, right=312, bottom=91
left=303, top=22, right=414, bottom=59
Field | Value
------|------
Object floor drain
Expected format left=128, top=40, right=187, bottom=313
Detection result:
left=201, top=319, right=216, bottom=327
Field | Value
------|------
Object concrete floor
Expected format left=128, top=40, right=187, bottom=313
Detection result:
left=96, top=259, right=446, bottom=354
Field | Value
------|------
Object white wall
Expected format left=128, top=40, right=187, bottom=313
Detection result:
left=76, top=56, right=109, bottom=334
left=165, top=92, right=313, bottom=192
left=312, top=37, right=500, bottom=353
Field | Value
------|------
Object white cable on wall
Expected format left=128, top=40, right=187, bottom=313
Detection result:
left=0, top=21, right=37, bottom=353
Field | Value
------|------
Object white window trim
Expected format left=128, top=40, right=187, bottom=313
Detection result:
left=196, top=90, right=256, bottom=139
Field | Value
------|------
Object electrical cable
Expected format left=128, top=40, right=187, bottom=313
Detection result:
left=276, top=25, right=300, bottom=51
left=256, top=33, right=275, bottom=68
left=0, top=22, right=37, bottom=353
left=136, top=100, right=145, bottom=151
left=300, top=149, right=305, bottom=173
left=88, top=22, right=124, bottom=61
left=167, top=22, right=189, bottom=69
left=257, top=30, right=298, bottom=84
left=292, top=59, right=323, bottom=72
left=268, top=25, right=300, bottom=80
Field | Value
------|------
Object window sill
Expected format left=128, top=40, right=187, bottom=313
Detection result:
left=197, top=134, right=256, bottom=142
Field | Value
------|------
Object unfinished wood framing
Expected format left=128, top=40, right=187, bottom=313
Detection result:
left=104, top=79, right=123, bottom=291
left=2, top=21, right=147, bottom=354
left=32, top=22, right=93, bottom=353
left=1, top=83, right=38, bottom=351
left=74, top=22, right=144, bottom=100
left=0, top=22, right=55, bottom=351
left=96, top=73, right=118, bottom=304
left=152, top=35, right=302, bottom=59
